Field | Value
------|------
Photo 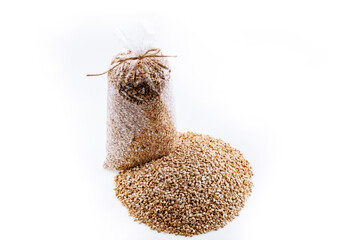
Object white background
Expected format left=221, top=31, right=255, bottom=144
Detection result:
left=1, top=0, right=359, bottom=239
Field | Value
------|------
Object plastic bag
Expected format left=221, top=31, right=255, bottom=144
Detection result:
left=101, top=48, right=177, bottom=170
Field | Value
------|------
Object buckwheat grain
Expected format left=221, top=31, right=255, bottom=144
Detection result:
left=114, top=132, right=253, bottom=237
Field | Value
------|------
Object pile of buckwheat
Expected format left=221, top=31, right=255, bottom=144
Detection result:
left=89, top=47, right=253, bottom=237
left=114, top=132, right=253, bottom=237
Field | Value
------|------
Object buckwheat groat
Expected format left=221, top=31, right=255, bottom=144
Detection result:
left=114, top=132, right=253, bottom=237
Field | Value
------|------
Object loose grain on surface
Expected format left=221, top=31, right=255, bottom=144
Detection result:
left=114, top=132, right=253, bottom=237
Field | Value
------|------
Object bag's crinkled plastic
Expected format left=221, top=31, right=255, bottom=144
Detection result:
left=104, top=49, right=177, bottom=170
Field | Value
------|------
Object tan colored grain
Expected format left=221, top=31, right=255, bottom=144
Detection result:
left=104, top=50, right=177, bottom=170
left=114, top=132, right=253, bottom=237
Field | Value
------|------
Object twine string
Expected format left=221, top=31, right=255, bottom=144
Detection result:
left=86, top=48, right=176, bottom=77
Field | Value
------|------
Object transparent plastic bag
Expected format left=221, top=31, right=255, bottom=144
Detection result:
left=102, top=49, right=177, bottom=170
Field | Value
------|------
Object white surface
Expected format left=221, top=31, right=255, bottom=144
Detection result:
left=1, top=1, right=360, bottom=239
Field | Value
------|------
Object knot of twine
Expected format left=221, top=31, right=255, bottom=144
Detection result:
left=86, top=48, right=176, bottom=77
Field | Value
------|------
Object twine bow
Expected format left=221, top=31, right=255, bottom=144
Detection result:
left=86, top=48, right=176, bottom=77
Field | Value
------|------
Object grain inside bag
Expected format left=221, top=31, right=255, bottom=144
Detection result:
left=89, top=49, right=177, bottom=170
